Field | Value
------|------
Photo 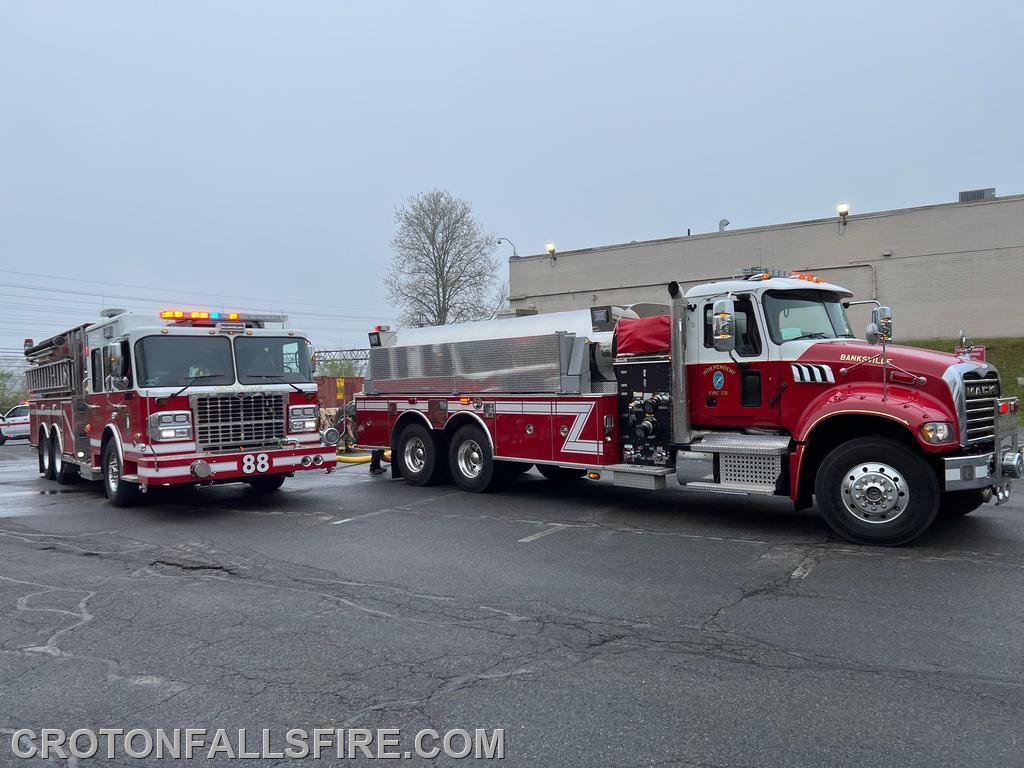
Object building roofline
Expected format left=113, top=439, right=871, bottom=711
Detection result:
left=513, top=192, right=1024, bottom=262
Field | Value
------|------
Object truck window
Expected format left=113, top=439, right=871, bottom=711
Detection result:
left=703, top=299, right=762, bottom=356
left=135, top=336, right=235, bottom=387
left=762, top=290, right=853, bottom=344
left=6, top=405, right=28, bottom=419
left=235, top=337, right=313, bottom=384
left=91, top=348, right=104, bottom=392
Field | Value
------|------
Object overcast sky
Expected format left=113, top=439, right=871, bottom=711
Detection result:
left=1, top=1, right=1021, bottom=358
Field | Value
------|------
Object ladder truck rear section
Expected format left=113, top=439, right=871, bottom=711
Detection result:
left=355, top=269, right=1021, bottom=546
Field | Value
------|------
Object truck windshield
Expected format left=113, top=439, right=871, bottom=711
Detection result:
left=135, top=336, right=235, bottom=387
left=234, top=337, right=313, bottom=384
left=762, top=290, right=853, bottom=344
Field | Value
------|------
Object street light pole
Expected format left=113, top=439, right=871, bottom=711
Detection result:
left=497, top=237, right=519, bottom=258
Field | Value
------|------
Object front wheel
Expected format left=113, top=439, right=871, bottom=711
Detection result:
left=248, top=475, right=286, bottom=493
left=814, top=437, right=938, bottom=546
left=102, top=442, right=139, bottom=507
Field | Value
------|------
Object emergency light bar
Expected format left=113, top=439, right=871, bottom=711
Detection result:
left=160, top=310, right=240, bottom=321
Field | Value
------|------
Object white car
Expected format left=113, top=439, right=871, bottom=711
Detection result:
left=0, top=403, right=30, bottom=444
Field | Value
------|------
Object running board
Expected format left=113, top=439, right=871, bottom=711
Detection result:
left=607, top=464, right=674, bottom=491
left=682, top=480, right=777, bottom=496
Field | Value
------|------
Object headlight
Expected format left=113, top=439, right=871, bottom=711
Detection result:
left=148, top=411, right=193, bottom=441
left=289, top=405, right=319, bottom=432
left=920, top=421, right=955, bottom=444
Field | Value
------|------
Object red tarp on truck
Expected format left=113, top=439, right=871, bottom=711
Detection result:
left=615, top=315, right=671, bottom=355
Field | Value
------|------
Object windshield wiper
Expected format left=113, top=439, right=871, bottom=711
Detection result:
left=245, top=374, right=305, bottom=393
left=790, top=332, right=831, bottom=341
left=171, top=374, right=225, bottom=398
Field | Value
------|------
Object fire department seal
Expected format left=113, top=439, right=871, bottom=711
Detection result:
left=712, top=371, right=725, bottom=390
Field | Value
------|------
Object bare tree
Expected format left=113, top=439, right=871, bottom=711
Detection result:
left=385, top=189, right=503, bottom=326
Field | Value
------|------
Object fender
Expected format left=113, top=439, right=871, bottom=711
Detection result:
left=793, top=384, right=958, bottom=454
left=443, top=410, right=494, bottom=449
left=102, top=423, right=126, bottom=467
left=389, top=409, right=433, bottom=443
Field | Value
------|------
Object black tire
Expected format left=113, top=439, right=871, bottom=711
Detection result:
left=36, top=431, right=47, bottom=474
left=42, top=432, right=56, bottom=480
left=395, top=422, right=445, bottom=487
left=537, top=464, right=586, bottom=482
left=0, top=433, right=6, bottom=446
left=102, top=441, right=139, bottom=507
left=938, top=489, right=987, bottom=518
left=248, top=475, right=286, bottom=493
left=449, top=424, right=500, bottom=492
left=814, top=437, right=938, bottom=546
left=53, top=433, right=78, bottom=485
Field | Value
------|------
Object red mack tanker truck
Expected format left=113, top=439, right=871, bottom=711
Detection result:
left=24, top=308, right=339, bottom=505
left=355, top=268, right=1021, bottom=546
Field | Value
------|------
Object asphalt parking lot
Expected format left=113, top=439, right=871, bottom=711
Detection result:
left=1, top=440, right=1023, bottom=767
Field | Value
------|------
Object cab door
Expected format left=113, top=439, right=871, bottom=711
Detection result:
left=688, top=296, right=779, bottom=428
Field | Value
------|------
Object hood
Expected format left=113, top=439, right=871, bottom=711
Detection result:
left=794, top=340, right=986, bottom=380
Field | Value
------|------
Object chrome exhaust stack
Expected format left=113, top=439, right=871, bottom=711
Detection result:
left=668, top=281, right=691, bottom=445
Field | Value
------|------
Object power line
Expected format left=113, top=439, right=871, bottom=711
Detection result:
left=0, top=268, right=392, bottom=315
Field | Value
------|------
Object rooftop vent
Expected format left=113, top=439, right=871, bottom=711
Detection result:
left=958, top=188, right=995, bottom=203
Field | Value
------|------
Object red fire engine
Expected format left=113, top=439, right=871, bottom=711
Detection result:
left=355, top=269, right=1021, bottom=546
left=24, top=308, right=339, bottom=505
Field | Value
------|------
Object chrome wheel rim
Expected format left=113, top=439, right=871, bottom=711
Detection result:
left=53, top=437, right=62, bottom=474
left=841, top=461, right=906, bottom=523
left=42, top=441, right=51, bottom=473
left=457, top=439, right=484, bottom=479
left=107, top=452, right=120, bottom=493
left=403, top=437, right=427, bottom=474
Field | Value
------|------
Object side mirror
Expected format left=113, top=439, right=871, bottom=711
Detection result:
left=712, top=299, right=736, bottom=353
left=108, top=344, right=126, bottom=377
left=865, top=322, right=880, bottom=345
left=871, top=306, right=893, bottom=341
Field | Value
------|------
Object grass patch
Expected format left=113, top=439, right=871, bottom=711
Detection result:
left=905, top=337, right=1024, bottom=422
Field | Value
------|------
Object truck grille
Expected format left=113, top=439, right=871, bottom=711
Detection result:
left=962, top=372, right=1000, bottom=445
left=192, top=393, right=286, bottom=452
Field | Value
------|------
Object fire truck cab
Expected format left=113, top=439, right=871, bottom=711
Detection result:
left=25, top=309, right=339, bottom=505
left=355, top=269, right=1021, bottom=546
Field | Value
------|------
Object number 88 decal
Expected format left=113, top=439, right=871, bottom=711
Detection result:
left=241, top=453, right=270, bottom=474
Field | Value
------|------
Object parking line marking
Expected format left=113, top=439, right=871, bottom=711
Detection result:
left=790, top=553, right=817, bottom=580
left=330, top=509, right=390, bottom=525
left=518, top=524, right=566, bottom=543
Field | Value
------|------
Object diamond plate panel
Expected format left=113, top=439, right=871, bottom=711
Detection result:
left=719, top=453, right=781, bottom=486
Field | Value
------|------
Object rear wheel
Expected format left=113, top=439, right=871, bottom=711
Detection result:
left=537, top=464, right=586, bottom=482
left=449, top=425, right=499, bottom=492
left=248, top=475, right=286, bottom=493
left=396, top=422, right=445, bottom=486
left=42, top=432, right=55, bottom=480
left=102, top=442, right=139, bottom=507
left=939, top=489, right=987, bottom=518
left=53, top=433, right=78, bottom=485
left=814, top=437, right=938, bottom=546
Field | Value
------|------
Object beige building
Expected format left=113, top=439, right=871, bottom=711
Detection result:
left=508, top=191, right=1024, bottom=340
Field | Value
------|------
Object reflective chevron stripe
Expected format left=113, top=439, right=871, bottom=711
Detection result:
left=790, top=363, right=835, bottom=383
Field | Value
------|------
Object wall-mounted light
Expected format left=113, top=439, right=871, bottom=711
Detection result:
left=545, top=242, right=556, bottom=255
left=836, top=202, right=849, bottom=233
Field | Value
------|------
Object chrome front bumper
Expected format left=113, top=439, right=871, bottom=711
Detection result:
left=943, top=396, right=1021, bottom=502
